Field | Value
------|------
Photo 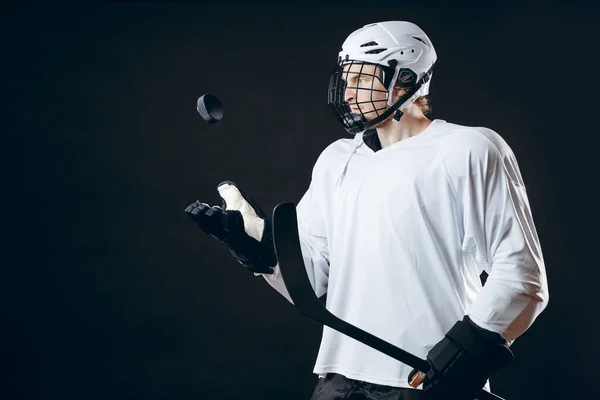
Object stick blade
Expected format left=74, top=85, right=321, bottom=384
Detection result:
left=272, top=202, right=329, bottom=320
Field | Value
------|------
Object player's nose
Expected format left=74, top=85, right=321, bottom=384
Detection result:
left=344, top=87, right=355, bottom=103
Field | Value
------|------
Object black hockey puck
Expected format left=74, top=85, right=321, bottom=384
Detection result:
left=197, top=93, right=224, bottom=124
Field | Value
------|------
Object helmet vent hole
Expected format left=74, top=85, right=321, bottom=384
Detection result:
left=412, top=49, right=415, bottom=53
left=360, top=41, right=379, bottom=47
left=412, top=36, right=426, bottom=44
left=365, top=48, right=387, bottom=54
left=401, top=51, right=404, bottom=55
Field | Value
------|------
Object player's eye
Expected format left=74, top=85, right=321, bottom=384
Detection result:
left=357, top=76, right=371, bottom=86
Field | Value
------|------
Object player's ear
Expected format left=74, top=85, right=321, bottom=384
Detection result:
left=390, top=87, right=407, bottom=104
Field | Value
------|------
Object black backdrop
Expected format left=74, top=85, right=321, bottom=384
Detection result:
left=4, top=1, right=600, bottom=399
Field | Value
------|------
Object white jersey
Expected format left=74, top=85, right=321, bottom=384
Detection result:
left=260, top=119, right=549, bottom=388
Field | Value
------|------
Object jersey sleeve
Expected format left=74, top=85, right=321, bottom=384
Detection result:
left=258, top=164, right=331, bottom=303
left=453, top=129, right=549, bottom=344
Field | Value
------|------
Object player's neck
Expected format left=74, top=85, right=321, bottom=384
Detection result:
left=375, top=109, right=431, bottom=148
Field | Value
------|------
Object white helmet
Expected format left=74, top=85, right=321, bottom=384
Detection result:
left=328, top=21, right=437, bottom=135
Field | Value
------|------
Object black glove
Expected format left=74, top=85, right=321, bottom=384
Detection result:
left=408, top=316, right=514, bottom=400
left=184, top=181, right=277, bottom=274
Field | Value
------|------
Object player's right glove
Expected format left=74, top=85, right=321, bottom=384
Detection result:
left=184, top=181, right=277, bottom=274
left=408, top=315, right=514, bottom=399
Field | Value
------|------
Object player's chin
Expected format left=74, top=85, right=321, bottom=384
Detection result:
left=368, top=113, right=394, bottom=129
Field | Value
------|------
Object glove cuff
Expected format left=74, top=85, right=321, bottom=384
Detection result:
left=445, top=316, right=514, bottom=372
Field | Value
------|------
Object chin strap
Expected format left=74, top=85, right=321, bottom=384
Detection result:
left=393, top=109, right=404, bottom=121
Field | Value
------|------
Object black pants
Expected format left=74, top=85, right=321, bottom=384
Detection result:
left=311, top=373, right=428, bottom=400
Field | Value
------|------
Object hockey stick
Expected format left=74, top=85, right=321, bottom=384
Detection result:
left=272, top=202, right=504, bottom=400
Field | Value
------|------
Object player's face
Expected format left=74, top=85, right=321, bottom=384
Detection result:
left=342, top=63, right=388, bottom=120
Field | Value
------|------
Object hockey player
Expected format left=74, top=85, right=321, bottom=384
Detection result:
left=185, top=21, right=549, bottom=400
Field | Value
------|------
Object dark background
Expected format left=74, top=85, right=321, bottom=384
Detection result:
left=3, top=1, right=599, bottom=399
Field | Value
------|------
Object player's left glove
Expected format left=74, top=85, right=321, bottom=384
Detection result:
left=184, top=181, right=277, bottom=274
left=408, top=315, right=514, bottom=400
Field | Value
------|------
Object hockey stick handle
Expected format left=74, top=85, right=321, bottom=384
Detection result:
left=271, top=203, right=503, bottom=400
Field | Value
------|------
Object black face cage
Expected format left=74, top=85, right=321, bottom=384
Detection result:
left=327, top=59, right=433, bottom=136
